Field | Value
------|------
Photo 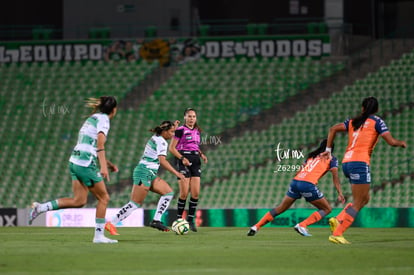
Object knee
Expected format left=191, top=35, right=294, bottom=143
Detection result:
left=179, top=189, right=189, bottom=198
left=361, top=193, right=370, bottom=205
left=192, top=189, right=200, bottom=198
left=354, top=194, right=370, bottom=210
left=74, top=198, right=87, bottom=208
left=100, top=194, right=110, bottom=206
left=363, top=194, right=370, bottom=206
left=323, top=207, right=332, bottom=215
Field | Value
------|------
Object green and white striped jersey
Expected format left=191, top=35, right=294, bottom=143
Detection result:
left=138, top=135, right=168, bottom=170
left=69, top=113, right=110, bottom=167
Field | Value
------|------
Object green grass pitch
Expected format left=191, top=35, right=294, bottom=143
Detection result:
left=1, top=227, right=414, bottom=274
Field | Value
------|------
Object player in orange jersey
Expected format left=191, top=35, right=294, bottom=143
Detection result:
left=247, top=139, right=345, bottom=237
left=323, top=96, right=406, bottom=244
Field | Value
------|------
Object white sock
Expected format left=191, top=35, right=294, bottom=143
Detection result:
left=38, top=202, right=53, bottom=213
left=153, top=193, right=173, bottom=221
left=94, top=218, right=105, bottom=238
left=111, top=201, right=140, bottom=224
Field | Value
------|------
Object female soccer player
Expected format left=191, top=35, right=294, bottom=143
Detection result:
left=324, top=96, right=406, bottom=244
left=28, top=96, right=119, bottom=244
left=105, top=121, right=185, bottom=234
left=169, top=108, right=208, bottom=232
left=247, top=139, right=345, bottom=237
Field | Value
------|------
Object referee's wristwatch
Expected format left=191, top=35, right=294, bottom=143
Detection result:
left=180, top=156, right=185, bottom=160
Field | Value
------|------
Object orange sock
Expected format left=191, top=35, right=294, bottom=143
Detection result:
left=333, top=208, right=357, bottom=236
left=299, top=211, right=322, bottom=227
left=336, top=203, right=353, bottom=223
left=255, top=212, right=274, bottom=229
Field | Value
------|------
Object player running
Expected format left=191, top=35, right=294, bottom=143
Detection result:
left=28, top=96, right=119, bottom=244
left=105, top=121, right=185, bottom=235
left=323, top=96, right=406, bottom=244
left=247, top=139, right=345, bottom=237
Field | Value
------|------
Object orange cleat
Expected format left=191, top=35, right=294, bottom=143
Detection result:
left=105, top=222, right=120, bottom=236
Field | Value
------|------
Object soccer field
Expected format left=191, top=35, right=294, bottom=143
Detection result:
left=1, top=227, right=413, bottom=275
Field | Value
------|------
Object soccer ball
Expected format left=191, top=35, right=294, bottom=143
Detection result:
left=172, top=218, right=190, bottom=235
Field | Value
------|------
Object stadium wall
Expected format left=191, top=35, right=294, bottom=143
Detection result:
left=0, top=35, right=330, bottom=65
left=4, top=208, right=414, bottom=228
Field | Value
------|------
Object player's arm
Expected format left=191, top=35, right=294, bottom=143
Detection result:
left=199, top=149, right=208, bottom=164
left=97, top=132, right=110, bottom=181
left=330, top=167, right=345, bottom=204
left=168, top=138, right=181, bottom=158
left=322, top=123, right=347, bottom=158
left=168, top=137, right=191, bottom=166
left=159, top=155, right=185, bottom=180
left=381, top=132, right=407, bottom=148
left=327, top=123, right=346, bottom=148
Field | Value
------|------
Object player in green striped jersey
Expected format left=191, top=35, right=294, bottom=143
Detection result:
left=105, top=120, right=185, bottom=235
left=28, top=96, right=119, bottom=244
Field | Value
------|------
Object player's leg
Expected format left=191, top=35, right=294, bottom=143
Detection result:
left=329, top=202, right=352, bottom=233
left=330, top=163, right=370, bottom=244
left=294, top=197, right=331, bottom=237
left=330, top=162, right=353, bottom=232
left=57, top=163, right=100, bottom=208
left=149, top=177, right=174, bottom=231
left=248, top=180, right=301, bottom=236
left=302, top=198, right=331, bottom=227
left=248, top=195, right=296, bottom=236
left=333, top=183, right=369, bottom=237
left=89, top=180, right=117, bottom=243
left=28, top=164, right=90, bottom=224
left=54, top=180, right=89, bottom=208
left=329, top=186, right=369, bottom=244
left=187, top=176, right=200, bottom=232
left=107, top=165, right=152, bottom=235
left=111, top=183, right=148, bottom=225
left=177, top=177, right=190, bottom=219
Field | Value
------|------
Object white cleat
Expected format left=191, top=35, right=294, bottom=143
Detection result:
left=93, top=236, right=118, bottom=244
left=28, top=202, right=40, bottom=225
left=294, top=224, right=312, bottom=237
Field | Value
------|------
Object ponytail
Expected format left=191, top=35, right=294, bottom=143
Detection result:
left=351, top=96, right=379, bottom=130
left=86, top=96, right=117, bottom=115
left=150, top=120, right=174, bottom=136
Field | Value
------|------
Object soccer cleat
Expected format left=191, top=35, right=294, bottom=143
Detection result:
left=188, top=221, right=197, bottom=232
left=294, top=224, right=312, bottom=237
left=329, top=217, right=339, bottom=234
left=150, top=220, right=170, bottom=232
left=28, top=202, right=40, bottom=225
left=247, top=227, right=257, bottom=236
left=329, top=235, right=351, bottom=244
left=93, top=236, right=118, bottom=244
left=105, top=222, right=120, bottom=236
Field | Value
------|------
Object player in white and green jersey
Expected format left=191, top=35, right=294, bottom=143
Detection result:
left=28, top=96, right=119, bottom=244
left=69, top=112, right=110, bottom=168
left=106, top=120, right=185, bottom=234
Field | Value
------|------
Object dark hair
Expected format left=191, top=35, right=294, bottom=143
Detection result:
left=351, top=96, right=379, bottom=130
left=86, top=96, right=117, bottom=115
left=150, top=120, right=174, bottom=136
left=184, top=108, right=202, bottom=132
left=307, top=139, right=335, bottom=159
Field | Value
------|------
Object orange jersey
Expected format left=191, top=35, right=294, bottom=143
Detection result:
left=342, top=115, right=389, bottom=165
left=294, top=155, right=338, bottom=185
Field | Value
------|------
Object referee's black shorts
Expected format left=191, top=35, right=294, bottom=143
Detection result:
left=176, top=151, right=201, bottom=178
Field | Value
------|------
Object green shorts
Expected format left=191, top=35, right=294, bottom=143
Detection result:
left=69, top=162, right=103, bottom=187
left=133, top=163, right=158, bottom=187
